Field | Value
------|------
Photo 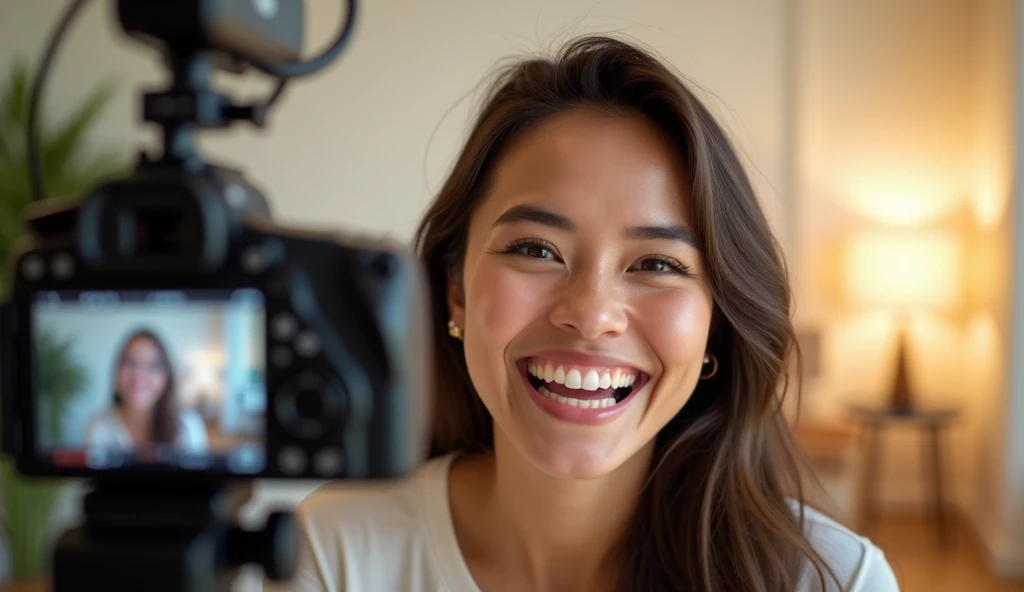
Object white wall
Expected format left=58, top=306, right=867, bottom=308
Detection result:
left=0, top=0, right=794, bottom=584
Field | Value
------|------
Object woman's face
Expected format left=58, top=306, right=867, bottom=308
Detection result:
left=116, top=337, right=169, bottom=412
left=449, top=109, right=714, bottom=479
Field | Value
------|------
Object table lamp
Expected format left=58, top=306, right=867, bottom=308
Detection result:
left=844, top=229, right=962, bottom=412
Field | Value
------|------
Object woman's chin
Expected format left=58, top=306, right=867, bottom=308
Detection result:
left=520, top=438, right=632, bottom=481
left=123, top=398, right=155, bottom=411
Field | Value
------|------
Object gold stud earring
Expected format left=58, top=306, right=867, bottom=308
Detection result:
left=447, top=319, right=463, bottom=341
left=700, top=353, right=718, bottom=379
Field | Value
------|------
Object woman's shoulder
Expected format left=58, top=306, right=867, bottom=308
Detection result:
left=84, top=407, right=122, bottom=435
left=296, top=452, right=453, bottom=533
left=177, top=408, right=204, bottom=428
left=791, top=501, right=901, bottom=591
left=87, top=407, right=120, bottom=426
left=282, top=453, right=461, bottom=591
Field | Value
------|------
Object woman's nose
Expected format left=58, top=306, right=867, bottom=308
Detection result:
left=548, top=268, right=628, bottom=340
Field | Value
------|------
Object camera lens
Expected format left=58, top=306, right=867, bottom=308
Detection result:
left=274, top=371, right=346, bottom=440
left=295, top=388, right=322, bottom=419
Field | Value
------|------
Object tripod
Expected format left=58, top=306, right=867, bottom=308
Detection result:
left=53, top=481, right=296, bottom=592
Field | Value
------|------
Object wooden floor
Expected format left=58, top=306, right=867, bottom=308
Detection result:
left=866, top=513, right=1024, bottom=592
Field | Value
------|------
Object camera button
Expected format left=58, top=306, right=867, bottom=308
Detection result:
left=272, top=313, right=298, bottom=341
left=241, top=246, right=269, bottom=273
left=278, top=446, right=307, bottom=476
left=228, top=445, right=265, bottom=474
left=294, top=330, right=321, bottom=357
left=22, top=254, right=46, bottom=280
left=51, top=253, right=75, bottom=279
left=314, top=447, right=345, bottom=477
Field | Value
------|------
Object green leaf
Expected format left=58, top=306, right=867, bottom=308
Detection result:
left=50, top=150, right=126, bottom=202
left=35, top=328, right=90, bottom=445
left=0, top=61, right=30, bottom=132
left=0, top=457, right=64, bottom=579
left=0, top=122, right=11, bottom=163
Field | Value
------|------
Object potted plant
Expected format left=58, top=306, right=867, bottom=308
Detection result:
left=0, top=59, right=128, bottom=582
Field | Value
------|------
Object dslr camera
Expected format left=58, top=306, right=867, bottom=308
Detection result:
left=0, top=1, right=432, bottom=590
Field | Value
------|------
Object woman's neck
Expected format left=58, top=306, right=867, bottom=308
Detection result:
left=450, top=428, right=654, bottom=592
left=118, top=407, right=152, bottom=443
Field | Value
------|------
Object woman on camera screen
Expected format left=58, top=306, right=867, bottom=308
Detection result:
left=85, top=329, right=208, bottom=455
left=278, top=36, right=899, bottom=591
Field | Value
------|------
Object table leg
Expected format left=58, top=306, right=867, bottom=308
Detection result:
left=860, top=421, right=881, bottom=531
left=929, top=423, right=950, bottom=546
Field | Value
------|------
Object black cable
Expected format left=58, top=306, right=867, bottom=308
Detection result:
left=264, top=79, right=289, bottom=111
left=256, top=0, right=358, bottom=112
left=255, top=0, right=358, bottom=80
left=28, top=0, right=356, bottom=197
left=28, top=0, right=92, bottom=202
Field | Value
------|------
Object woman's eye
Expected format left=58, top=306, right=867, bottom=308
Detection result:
left=523, top=244, right=554, bottom=259
left=503, top=239, right=560, bottom=261
left=635, top=257, right=688, bottom=275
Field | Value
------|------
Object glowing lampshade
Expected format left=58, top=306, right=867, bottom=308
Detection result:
left=844, top=230, right=962, bottom=312
left=842, top=228, right=963, bottom=412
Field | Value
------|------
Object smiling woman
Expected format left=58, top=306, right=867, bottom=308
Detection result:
left=271, top=36, right=900, bottom=592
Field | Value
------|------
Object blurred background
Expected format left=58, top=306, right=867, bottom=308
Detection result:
left=0, top=0, right=1021, bottom=590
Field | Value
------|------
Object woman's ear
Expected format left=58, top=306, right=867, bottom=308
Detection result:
left=446, top=266, right=466, bottom=331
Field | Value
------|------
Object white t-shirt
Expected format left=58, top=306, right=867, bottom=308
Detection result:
left=266, top=453, right=900, bottom=592
left=84, top=408, right=209, bottom=451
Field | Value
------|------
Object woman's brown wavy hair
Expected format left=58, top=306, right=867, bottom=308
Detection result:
left=112, top=328, right=180, bottom=445
left=412, top=35, right=837, bottom=591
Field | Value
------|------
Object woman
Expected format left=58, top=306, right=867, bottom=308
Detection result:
left=278, top=37, right=898, bottom=591
left=85, top=329, right=208, bottom=454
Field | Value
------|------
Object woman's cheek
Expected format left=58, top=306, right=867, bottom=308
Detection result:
left=152, top=375, right=168, bottom=397
left=636, top=289, right=711, bottom=364
left=116, top=370, right=129, bottom=393
left=469, top=264, right=552, bottom=346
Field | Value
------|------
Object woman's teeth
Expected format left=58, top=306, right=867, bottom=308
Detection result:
left=537, top=385, right=616, bottom=408
left=526, top=361, right=637, bottom=391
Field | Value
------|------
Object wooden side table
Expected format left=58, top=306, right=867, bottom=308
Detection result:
left=848, top=405, right=960, bottom=546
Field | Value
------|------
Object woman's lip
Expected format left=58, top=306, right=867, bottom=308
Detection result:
left=518, top=349, right=646, bottom=374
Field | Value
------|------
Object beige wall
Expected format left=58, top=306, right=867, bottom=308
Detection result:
left=968, top=0, right=1018, bottom=575
left=0, top=0, right=792, bottom=244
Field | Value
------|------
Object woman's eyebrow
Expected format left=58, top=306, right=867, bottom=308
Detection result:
left=626, top=224, right=698, bottom=249
left=492, top=204, right=575, bottom=231
left=493, top=203, right=698, bottom=249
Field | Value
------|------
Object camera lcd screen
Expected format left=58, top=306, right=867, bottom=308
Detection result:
left=30, top=289, right=267, bottom=475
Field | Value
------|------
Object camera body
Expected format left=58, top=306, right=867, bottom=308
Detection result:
left=0, top=1, right=428, bottom=587
left=1, top=161, right=432, bottom=482
left=0, top=0, right=432, bottom=485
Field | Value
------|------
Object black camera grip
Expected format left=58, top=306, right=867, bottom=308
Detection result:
left=0, top=302, right=20, bottom=455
